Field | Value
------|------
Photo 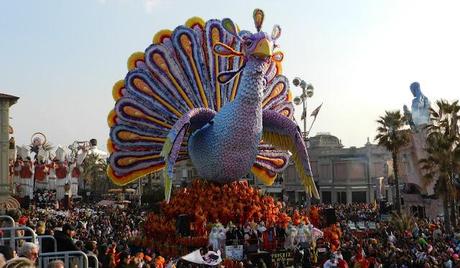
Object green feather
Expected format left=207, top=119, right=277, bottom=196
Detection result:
left=160, top=137, right=173, bottom=157
left=163, top=169, right=172, bottom=203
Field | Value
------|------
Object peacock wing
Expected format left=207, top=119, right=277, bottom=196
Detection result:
left=161, top=108, right=216, bottom=202
left=252, top=144, right=290, bottom=186
left=260, top=110, right=319, bottom=199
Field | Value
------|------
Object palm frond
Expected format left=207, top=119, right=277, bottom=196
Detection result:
left=420, top=99, right=460, bottom=197
left=390, top=211, right=416, bottom=233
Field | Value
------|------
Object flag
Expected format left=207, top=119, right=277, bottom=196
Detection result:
left=310, top=103, right=323, bottom=118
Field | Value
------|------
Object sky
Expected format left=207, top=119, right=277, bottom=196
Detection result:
left=1, top=0, right=460, bottom=151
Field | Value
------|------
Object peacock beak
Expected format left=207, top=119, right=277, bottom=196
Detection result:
left=252, top=38, right=272, bottom=59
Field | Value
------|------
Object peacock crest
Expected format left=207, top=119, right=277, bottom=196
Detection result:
left=212, top=9, right=284, bottom=85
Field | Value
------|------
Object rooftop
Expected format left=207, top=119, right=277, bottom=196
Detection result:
left=0, top=93, right=19, bottom=105
left=0, top=93, right=19, bottom=100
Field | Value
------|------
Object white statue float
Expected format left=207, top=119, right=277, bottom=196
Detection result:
left=9, top=132, right=108, bottom=207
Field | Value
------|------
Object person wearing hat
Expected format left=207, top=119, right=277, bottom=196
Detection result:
left=54, top=223, right=79, bottom=252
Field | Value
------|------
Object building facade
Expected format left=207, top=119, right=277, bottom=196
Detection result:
left=255, top=133, right=393, bottom=205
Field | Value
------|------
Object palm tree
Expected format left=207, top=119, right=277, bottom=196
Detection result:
left=390, top=210, right=416, bottom=234
left=420, top=100, right=460, bottom=232
left=81, top=153, right=108, bottom=194
left=375, top=110, right=411, bottom=214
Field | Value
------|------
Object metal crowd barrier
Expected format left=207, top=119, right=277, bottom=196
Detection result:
left=87, top=254, right=99, bottom=268
left=37, top=235, right=58, bottom=253
left=39, top=250, right=96, bottom=268
left=0, top=215, right=15, bottom=227
left=0, top=235, right=57, bottom=253
left=0, top=226, right=37, bottom=250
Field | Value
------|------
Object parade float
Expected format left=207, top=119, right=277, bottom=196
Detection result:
left=9, top=132, right=108, bottom=207
left=107, top=8, right=332, bottom=262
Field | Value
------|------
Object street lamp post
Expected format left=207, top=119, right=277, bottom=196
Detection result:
left=292, top=78, right=314, bottom=139
left=292, top=78, right=314, bottom=206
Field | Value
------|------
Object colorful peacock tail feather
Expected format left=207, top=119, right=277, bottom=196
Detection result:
left=107, top=10, right=294, bottom=187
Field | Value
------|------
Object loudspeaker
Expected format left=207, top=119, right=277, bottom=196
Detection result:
left=324, top=208, right=337, bottom=225
left=176, top=214, right=190, bottom=236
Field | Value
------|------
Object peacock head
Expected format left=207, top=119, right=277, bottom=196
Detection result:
left=213, top=9, right=284, bottom=84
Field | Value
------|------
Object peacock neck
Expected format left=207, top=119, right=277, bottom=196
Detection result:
left=233, top=60, right=266, bottom=106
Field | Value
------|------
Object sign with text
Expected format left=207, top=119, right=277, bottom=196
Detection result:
left=271, top=250, right=294, bottom=266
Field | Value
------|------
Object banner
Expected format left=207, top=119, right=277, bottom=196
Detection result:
left=225, top=245, right=244, bottom=261
left=310, top=103, right=323, bottom=118
left=271, top=250, right=294, bottom=266
left=375, top=176, right=384, bottom=200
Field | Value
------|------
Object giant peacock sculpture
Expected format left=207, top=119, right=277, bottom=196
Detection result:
left=107, top=9, right=319, bottom=201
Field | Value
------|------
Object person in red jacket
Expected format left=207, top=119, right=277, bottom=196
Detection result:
left=34, top=160, right=49, bottom=190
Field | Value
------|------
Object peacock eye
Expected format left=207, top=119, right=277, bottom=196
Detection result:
left=244, top=39, right=253, bottom=47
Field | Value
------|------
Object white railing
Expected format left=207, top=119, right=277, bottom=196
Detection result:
left=37, top=235, right=58, bottom=253
left=0, top=226, right=37, bottom=250
left=0, top=220, right=96, bottom=267
left=87, top=254, right=99, bottom=268
left=0, top=235, right=57, bottom=254
left=0, top=215, right=16, bottom=227
left=39, top=251, right=94, bottom=268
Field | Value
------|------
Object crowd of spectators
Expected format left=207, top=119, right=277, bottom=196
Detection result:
left=0, top=200, right=157, bottom=268
left=1, top=197, right=460, bottom=267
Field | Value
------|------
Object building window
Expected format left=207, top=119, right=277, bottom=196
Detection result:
left=287, top=191, right=296, bottom=204
left=298, top=192, right=306, bottom=203
left=322, top=191, right=332, bottom=203
left=352, top=191, right=367, bottom=203
left=337, top=191, right=347, bottom=204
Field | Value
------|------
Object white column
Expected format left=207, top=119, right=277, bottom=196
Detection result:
left=0, top=100, right=10, bottom=197
left=0, top=97, right=20, bottom=210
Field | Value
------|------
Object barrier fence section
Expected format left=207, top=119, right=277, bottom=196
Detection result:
left=39, top=250, right=96, bottom=268
left=0, top=215, right=15, bottom=227
left=0, top=235, right=57, bottom=254
left=37, top=235, right=58, bottom=253
left=0, top=226, right=37, bottom=250
left=88, top=254, right=99, bottom=268
left=0, top=220, right=96, bottom=267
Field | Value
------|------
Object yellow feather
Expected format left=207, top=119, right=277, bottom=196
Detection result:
left=127, top=52, right=145, bottom=71
left=152, top=29, right=173, bottom=44
left=112, top=80, right=125, bottom=101
left=185, top=17, right=205, bottom=28
left=251, top=166, right=277, bottom=186
left=262, top=130, right=320, bottom=199
left=160, top=138, right=173, bottom=157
